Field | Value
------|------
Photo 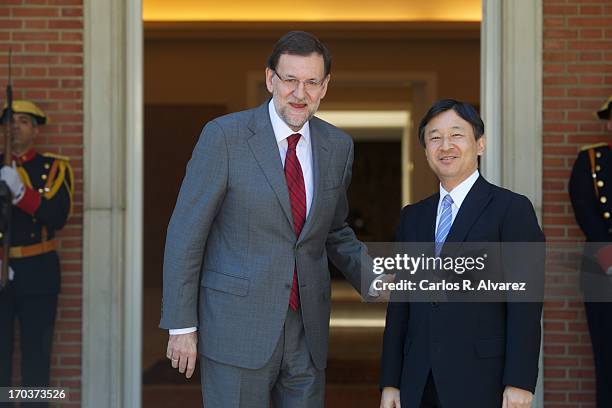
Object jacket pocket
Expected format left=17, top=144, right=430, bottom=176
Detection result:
left=474, top=337, right=506, bottom=358
left=201, top=270, right=249, bottom=297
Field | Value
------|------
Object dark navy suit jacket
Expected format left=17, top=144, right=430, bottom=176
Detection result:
left=380, top=176, right=544, bottom=408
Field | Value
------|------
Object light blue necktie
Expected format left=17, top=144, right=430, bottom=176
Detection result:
left=435, top=194, right=454, bottom=256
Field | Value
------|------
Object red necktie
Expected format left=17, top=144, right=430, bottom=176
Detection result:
left=285, top=133, right=306, bottom=311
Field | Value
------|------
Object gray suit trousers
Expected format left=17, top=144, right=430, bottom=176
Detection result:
left=200, top=307, right=325, bottom=408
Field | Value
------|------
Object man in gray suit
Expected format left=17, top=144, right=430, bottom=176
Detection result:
left=160, top=31, right=378, bottom=407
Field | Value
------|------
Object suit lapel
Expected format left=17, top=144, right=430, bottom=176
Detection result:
left=247, top=103, right=294, bottom=228
left=445, top=176, right=493, bottom=244
left=421, top=194, right=439, bottom=242
left=298, top=118, right=331, bottom=243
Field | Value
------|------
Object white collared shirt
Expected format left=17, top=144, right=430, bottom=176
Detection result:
left=170, top=101, right=315, bottom=335
left=268, top=100, right=314, bottom=216
left=435, top=169, right=480, bottom=234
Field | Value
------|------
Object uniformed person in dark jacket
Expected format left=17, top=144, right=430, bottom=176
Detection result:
left=569, top=95, right=612, bottom=408
left=0, top=101, right=73, bottom=402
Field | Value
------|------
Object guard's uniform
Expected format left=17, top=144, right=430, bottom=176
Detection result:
left=569, top=97, right=612, bottom=407
left=0, top=148, right=73, bottom=392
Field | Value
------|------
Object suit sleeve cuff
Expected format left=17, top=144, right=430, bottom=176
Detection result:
left=16, top=187, right=41, bottom=215
left=169, top=327, right=198, bottom=335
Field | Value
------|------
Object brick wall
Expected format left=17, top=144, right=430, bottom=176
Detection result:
left=0, top=0, right=83, bottom=406
left=543, top=0, right=612, bottom=407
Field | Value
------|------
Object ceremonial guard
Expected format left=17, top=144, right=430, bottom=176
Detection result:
left=569, top=95, right=612, bottom=408
left=0, top=100, right=73, bottom=398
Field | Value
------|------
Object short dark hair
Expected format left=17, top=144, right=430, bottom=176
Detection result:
left=418, top=99, right=484, bottom=147
left=267, top=31, right=332, bottom=77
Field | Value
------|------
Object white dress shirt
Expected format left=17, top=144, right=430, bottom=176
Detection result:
left=369, top=169, right=480, bottom=297
left=435, top=169, right=480, bottom=234
left=169, top=101, right=315, bottom=335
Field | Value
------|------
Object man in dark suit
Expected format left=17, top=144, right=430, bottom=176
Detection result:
left=380, top=99, right=544, bottom=408
left=568, top=95, right=612, bottom=408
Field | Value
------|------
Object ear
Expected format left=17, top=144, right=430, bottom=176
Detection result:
left=477, top=135, right=486, bottom=156
left=319, top=74, right=331, bottom=100
left=265, top=68, right=274, bottom=94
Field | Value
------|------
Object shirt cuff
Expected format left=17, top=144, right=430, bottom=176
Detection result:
left=169, top=327, right=197, bottom=335
left=15, top=187, right=41, bottom=215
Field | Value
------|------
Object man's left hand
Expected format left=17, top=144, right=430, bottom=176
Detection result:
left=166, top=332, right=198, bottom=378
left=502, top=386, right=533, bottom=408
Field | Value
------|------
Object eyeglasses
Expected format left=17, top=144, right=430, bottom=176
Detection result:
left=273, top=71, right=326, bottom=92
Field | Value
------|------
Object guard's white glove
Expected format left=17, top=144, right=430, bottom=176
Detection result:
left=0, top=260, right=15, bottom=281
left=0, top=163, right=25, bottom=204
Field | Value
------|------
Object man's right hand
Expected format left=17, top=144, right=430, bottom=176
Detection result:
left=166, top=331, right=198, bottom=378
left=380, top=386, right=401, bottom=408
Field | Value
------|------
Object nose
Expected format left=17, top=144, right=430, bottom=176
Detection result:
left=292, top=82, right=306, bottom=99
left=440, top=135, right=452, bottom=150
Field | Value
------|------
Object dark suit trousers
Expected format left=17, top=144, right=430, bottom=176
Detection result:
left=0, top=284, right=57, bottom=408
left=585, top=302, right=612, bottom=408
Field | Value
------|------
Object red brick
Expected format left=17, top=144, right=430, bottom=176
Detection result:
left=49, top=43, right=82, bottom=53
left=545, top=29, right=578, bottom=39
left=568, top=88, right=611, bottom=97
left=548, top=380, right=580, bottom=390
left=568, top=40, right=612, bottom=50
left=12, top=7, right=58, bottom=17
left=580, top=52, right=603, bottom=61
left=544, top=17, right=566, bottom=27
left=544, top=63, right=565, bottom=73
left=12, top=31, right=59, bottom=41
left=0, top=19, right=23, bottom=29
left=545, top=51, right=578, bottom=62
left=544, top=392, right=567, bottom=402
left=24, top=19, right=47, bottom=29
left=544, top=5, right=578, bottom=15
left=24, top=43, right=47, bottom=52
left=543, top=75, right=578, bottom=85
left=61, top=7, right=82, bottom=17
left=48, top=0, right=81, bottom=4
left=580, top=5, right=602, bottom=15
left=544, top=99, right=578, bottom=109
left=580, top=29, right=603, bottom=39
left=544, top=39, right=567, bottom=50
left=48, top=19, right=82, bottom=29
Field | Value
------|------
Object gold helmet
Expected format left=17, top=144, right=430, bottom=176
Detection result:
left=1, top=100, right=47, bottom=125
left=596, top=96, right=612, bottom=120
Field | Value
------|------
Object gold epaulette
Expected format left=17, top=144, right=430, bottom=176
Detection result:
left=42, top=152, right=70, bottom=161
left=580, top=142, right=608, bottom=152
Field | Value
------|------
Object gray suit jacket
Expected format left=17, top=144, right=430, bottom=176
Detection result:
left=160, top=101, right=367, bottom=370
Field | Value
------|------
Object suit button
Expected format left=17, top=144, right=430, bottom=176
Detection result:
left=598, top=180, right=605, bottom=188
left=431, top=302, right=438, bottom=307
left=604, top=212, right=611, bottom=219
left=601, top=196, right=607, bottom=204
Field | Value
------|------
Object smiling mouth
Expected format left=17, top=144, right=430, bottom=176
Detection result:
left=289, top=102, right=307, bottom=110
left=439, top=155, right=457, bottom=162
